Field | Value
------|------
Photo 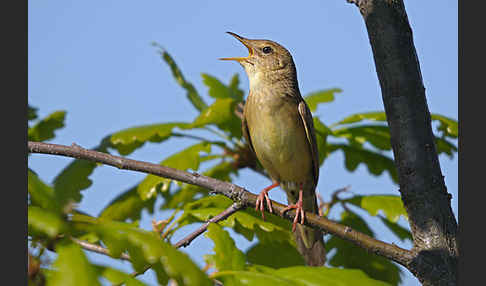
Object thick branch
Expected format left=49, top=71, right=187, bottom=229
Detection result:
left=347, top=0, right=458, bottom=285
left=28, top=141, right=414, bottom=267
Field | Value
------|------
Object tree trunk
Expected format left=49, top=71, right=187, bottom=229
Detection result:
left=348, top=0, right=458, bottom=285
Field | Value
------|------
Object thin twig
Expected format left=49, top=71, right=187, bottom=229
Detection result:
left=71, top=237, right=131, bottom=261
left=129, top=202, right=243, bottom=278
left=174, top=202, right=243, bottom=248
left=28, top=141, right=415, bottom=268
left=234, top=102, right=244, bottom=120
left=70, top=203, right=241, bottom=282
left=317, top=185, right=351, bottom=216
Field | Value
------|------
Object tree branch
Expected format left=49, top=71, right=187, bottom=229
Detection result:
left=174, top=202, right=243, bottom=248
left=346, top=0, right=458, bottom=284
left=71, top=237, right=131, bottom=261
left=130, top=203, right=243, bottom=279
left=28, top=141, right=414, bottom=268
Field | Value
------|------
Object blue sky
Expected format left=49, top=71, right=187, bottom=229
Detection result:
left=28, top=1, right=457, bottom=285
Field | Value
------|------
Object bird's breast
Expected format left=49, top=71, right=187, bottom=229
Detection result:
left=245, top=91, right=312, bottom=184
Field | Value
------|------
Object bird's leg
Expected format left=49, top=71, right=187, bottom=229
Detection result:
left=281, top=186, right=305, bottom=232
left=255, top=182, right=279, bottom=220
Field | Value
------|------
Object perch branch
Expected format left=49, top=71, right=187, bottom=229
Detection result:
left=28, top=141, right=415, bottom=268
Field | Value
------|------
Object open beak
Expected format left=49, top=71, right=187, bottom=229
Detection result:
left=219, top=32, right=254, bottom=62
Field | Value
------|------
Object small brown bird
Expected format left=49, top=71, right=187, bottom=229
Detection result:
left=221, top=32, right=326, bottom=266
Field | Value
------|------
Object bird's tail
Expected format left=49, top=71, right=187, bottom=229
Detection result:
left=285, top=187, right=326, bottom=266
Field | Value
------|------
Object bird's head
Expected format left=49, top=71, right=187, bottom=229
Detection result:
left=220, top=32, right=296, bottom=87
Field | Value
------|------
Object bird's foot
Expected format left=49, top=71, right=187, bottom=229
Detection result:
left=281, top=190, right=305, bottom=232
left=255, top=182, right=279, bottom=220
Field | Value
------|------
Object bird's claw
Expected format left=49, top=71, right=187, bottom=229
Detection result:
left=255, top=182, right=279, bottom=220
left=255, top=190, right=273, bottom=220
left=281, top=191, right=305, bottom=232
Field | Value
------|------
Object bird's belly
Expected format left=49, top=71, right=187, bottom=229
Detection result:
left=248, top=106, right=312, bottom=184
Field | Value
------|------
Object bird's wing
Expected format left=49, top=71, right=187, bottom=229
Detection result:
left=298, top=100, right=320, bottom=186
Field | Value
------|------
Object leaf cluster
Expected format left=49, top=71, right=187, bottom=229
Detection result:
left=28, top=45, right=457, bottom=285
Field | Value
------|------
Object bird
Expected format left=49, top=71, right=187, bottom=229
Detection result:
left=220, top=32, right=326, bottom=266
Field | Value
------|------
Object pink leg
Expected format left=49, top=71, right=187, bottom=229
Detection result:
left=281, top=188, right=305, bottom=232
left=255, top=182, right=279, bottom=220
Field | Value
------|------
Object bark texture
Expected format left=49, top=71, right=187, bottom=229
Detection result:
left=349, top=0, right=458, bottom=285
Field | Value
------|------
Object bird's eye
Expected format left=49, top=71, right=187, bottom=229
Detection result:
left=262, top=46, right=273, bottom=54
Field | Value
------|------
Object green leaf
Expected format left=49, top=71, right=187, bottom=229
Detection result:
left=204, top=223, right=246, bottom=271
left=77, top=231, right=101, bottom=244
left=51, top=137, right=112, bottom=207
left=304, top=88, right=342, bottom=112
left=201, top=73, right=231, bottom=99
left=213, top=270, right=295, bottom=286
left=332, top=125, right=392, bottom=151
left=246, top=240, right=305, bottom=268
left=161, top=186, right=202, bottom=210
left=150, top=262, right=170, bottom=286
left=153, top=43, right=208, bottom=112
left=183, top=194, right=232, bottom=209
left=28, top=169, right=57, bottom=210
left=431, top=114, right=458, bottom=138
left=275, top=266, right=392, bottom=286
left=229, top=73, right=245, bottom=101
left=53, top=159, right=96, bottom=201
left=28, top=105, right=39, bottom=121
left=162, top=142, right=212, bottom=170
left=328, top=144, right=399, bottom=184
left=96, top=266, right=147, bottom=286
left=344, top=195, right=408, bottom=222
left=101, top=223, right=163, bottom=270
left=378, top=216, right=412, bottom=242
left=335, top=111, right=458, bottom=139
left=160, top=161, right=237, bottom=210
left=191, top=98, right=242, bottom=138
left=202, top=73, right=229, bottom=99
left=28, top=206, right=66, bottom=238
left=137, top=142, right=211, bottom=200
left=99, top=185, right=156, bottom=221
left=88, top=220, right=211, bottom=285
left=202, top=73, right=244, bottom=101
left=332, top=121, right=456, bottom=158
left=435, top=137, right=458, bottom=158
left=213, top=266, right=391, bottom=286
left=202, top=159, right=238, bottom=181
left=313, top=117, right=333, bottom=137
left=334, top=111, right=387, bottom=126
left=158, top=245, right=213, bottom=286
left=110, top=122, right=192, bottom=155
left=48, top=241, right=101, bottom=286
left=74, top=220, right=163, bottom=270
left=313, top=117, right=331, bottom=165
left=244, top=264, right=277, bottom=274
left=333, top=124, right=457, bottom=157
left=326, top=210, right=401, bottom=285
left=28, top=110, right=66, bottom=142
